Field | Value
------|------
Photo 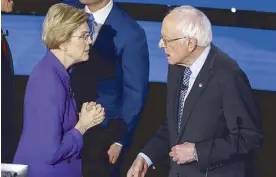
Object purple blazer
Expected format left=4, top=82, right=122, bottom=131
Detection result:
left=13, top=51, right=83, bottom=177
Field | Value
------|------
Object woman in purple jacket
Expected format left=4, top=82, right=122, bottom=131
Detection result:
left=13, top=3, right=104, bottom=177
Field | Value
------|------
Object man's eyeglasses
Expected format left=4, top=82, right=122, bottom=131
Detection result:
left=72, top=32, right=92, bottom=42
left=161, top=36, right=187, bottom=46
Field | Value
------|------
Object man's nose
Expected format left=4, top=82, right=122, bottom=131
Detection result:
left=159, top=39, right=165, bottom=48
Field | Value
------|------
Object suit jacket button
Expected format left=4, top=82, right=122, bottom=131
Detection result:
left=67, top=159, right=71, bottom=164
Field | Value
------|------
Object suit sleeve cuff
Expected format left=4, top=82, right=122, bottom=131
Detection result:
left=72, top=128, right=83, bottom=152
left=138, top=152, right=153, bottom=167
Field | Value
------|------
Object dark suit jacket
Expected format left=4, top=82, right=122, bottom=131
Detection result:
left=70, top=3, right=149, bottom=147
left=142, top=45, right=263, bottom=177
left=1, top=29, right=16, bottom=163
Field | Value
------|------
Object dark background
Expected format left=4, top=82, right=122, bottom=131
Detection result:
left=2, top=0, right=276, bottom=176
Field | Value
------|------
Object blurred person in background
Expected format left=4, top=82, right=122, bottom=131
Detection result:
left=1, top=0, right=17, bottom=163
left=13, top=3, right=105, bottom=177
left=68, top=0, right=150, bottom=177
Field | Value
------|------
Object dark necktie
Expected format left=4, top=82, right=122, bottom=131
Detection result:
left=87, top=13, right=94, bottom=35
left=177, top=68, right=192, bottom=134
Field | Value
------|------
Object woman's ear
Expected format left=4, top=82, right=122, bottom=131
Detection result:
left=59, top=43, right=67, bottom=52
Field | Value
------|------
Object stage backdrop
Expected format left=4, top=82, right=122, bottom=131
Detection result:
left=2, top=14, right=276, bottom=91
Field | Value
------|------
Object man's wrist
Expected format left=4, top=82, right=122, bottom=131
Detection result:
left=138, top=152, right=153, bottom=167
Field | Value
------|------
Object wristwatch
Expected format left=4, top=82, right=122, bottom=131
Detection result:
left=193, top=147, right=198, bottom=161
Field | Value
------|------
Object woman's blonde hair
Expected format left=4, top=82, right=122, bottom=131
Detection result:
left=42, top=3, right=88, bottom=49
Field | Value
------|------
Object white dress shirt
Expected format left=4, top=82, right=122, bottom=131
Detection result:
left=139, top=45, right=211, bottom=167
left=84, top=0, right=113, bottom=41
left=183, top=45, right=211, bottom=101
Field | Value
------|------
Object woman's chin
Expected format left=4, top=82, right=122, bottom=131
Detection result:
left=80, top=55, right=89, bottom=62
left=83, top=56, right=89, bottom=61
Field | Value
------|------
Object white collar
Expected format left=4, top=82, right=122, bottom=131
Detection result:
left=84, top=0, right=113, bottom=25
left=189, top=45, right=211, bottom=78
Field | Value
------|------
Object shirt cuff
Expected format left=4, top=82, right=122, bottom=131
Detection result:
left=138, top=152, right=153, bottom=167
left=115, top=142, right=123, bottom=146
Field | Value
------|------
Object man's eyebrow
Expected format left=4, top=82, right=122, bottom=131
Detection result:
left=161, top=35, right=171, bottom=40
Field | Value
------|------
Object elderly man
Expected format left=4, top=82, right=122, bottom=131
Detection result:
left=127, top=5, right=263, bottom=177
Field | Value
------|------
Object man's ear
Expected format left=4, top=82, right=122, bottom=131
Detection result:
left=187, top=38, right=197, bottom=52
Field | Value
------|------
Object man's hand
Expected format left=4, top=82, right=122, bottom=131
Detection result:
left=107, top=143, right=122, bottom=164
left=127, top=155, right=148, bottom=177
left=169, top=142, right=196, bottom=164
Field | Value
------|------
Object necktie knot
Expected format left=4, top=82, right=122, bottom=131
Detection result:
left=181, top=68, right=192, bottom=89
left=88, top=13, right=94, bottom=21
left=184, top=68, right=192, bottom=80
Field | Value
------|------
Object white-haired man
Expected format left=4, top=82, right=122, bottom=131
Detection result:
left=127, top=5, right=263, bottom=177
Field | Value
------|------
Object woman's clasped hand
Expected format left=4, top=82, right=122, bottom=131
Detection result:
left=75, top=102, right=105, bottom=134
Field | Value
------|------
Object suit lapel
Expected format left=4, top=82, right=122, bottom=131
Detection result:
left=176, top=45, right=217, bottom=143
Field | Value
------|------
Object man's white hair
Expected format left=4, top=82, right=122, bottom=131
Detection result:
left=169, top=5, right=212, bottom=47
